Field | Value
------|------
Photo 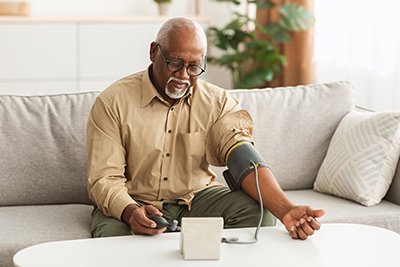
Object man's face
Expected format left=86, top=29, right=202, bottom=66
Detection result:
left=149, top=34, right=205, bottom=103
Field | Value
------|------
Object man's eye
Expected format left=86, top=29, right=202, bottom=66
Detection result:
left=188, top=65, right=201, bottom=73
left=169, top=61, right=183, bottom=68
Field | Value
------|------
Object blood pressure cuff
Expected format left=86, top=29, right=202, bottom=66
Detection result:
left=223, top=141, right=269, bottom=191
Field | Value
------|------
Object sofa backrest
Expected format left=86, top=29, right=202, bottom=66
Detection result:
left=0, top=82, right=359, bottom=205
left=216, top=81, right=356, bottom=190
left=0, top=92, right=99, bottom=206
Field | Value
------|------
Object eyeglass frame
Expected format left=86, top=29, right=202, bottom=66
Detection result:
left=156, top=43, right=206, bottom=77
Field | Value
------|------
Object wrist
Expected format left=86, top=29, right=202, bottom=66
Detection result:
left=121, top=203, right=140, bottom=223
left=277, top=204, right=296, bottom=222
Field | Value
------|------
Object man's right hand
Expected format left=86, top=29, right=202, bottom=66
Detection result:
left=122, top=204, right=166, bottom=235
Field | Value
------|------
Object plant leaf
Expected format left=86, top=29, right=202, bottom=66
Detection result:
left=264, top=23, right=292, bottom=43
left=238, top=68, right=274, bottom=88
left=278, top=3, right=315, bottom=32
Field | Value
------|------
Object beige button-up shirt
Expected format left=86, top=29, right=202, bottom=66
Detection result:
left=86, top=65, right=254, bottom=220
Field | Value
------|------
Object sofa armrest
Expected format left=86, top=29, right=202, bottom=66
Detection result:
left=356, top=106, right=400, bottom=205
left=385, top=160, right=400, bottom=205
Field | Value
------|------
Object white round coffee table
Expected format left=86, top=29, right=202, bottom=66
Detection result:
left=13, top=223, right=400, bottom=267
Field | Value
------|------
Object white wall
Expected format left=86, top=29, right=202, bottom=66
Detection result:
left=29, top=0, right=191, bottom=17
left=314, top=0, right=400, bottom=111
left=22, top=0, right=237, bottom=89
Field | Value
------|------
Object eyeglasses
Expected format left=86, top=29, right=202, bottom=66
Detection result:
left=156, top=43, right=206, bottom=77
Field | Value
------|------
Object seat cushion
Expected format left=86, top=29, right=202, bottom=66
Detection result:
left=0, top=204, right=93, bottom=267
left=285, top=189, right=400, bottom=234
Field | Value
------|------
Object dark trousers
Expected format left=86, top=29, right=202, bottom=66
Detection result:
left=91, top=187, right=276, bottom=237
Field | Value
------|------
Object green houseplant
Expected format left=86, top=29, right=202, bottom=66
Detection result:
left=208, top=0, right=314, bottom=88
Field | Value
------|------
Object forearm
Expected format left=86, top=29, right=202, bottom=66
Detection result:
left=241, top=167, right=295, bottom=222
left=87, top=97, right=135, bottom=219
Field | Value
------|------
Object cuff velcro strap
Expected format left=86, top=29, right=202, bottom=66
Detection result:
left=224, top=141, right=269, bottom=190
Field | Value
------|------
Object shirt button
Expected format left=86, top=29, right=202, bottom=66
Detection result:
left=164, top=177, right=168, bottom=181
left=160, top=198, right=164, bottom=201
left=168, top=130, right=172, bottom=134
left=171, top=107, right=174, bottom=111
left=166, top=153, right=170, bottom=157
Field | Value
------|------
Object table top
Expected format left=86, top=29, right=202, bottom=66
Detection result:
left=13, top=223, right=400, bottom=267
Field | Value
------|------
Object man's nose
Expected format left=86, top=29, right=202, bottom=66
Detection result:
left=175, top=66, right=191, bottom=80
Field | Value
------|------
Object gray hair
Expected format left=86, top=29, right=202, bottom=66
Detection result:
left=155, top=17, right=207, bottom=55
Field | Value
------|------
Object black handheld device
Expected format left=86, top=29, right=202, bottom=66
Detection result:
left=148, top=215, right=169, bottom=229
left=148, top=215, right=180, bottom=231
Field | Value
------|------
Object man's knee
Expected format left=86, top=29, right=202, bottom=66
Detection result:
left=91, top=206, right=133, bottom=238
left=224, top=191, right=277, bottom=228
left=92, top=220, right=133, bottom=238
left=253, top=208, right=277, bottom=227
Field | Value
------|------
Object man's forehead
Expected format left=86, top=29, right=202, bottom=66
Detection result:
left=170, top=54, right=202, bottom=64
left=164, top=37, right=205, bottom=61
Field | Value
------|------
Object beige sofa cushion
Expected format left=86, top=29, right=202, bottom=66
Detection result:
left=226, top=81, right=355, bottom=190
left=314, top=110, right=400, bottom=206
left=0, top=92, right=98, bottom=206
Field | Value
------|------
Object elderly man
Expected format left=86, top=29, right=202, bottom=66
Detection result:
left=86, top=17, right=325, bottom=240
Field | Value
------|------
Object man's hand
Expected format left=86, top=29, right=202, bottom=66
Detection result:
left=282, top=206, right=325, bottom=240
left=122, top=204, right=166, bottom=235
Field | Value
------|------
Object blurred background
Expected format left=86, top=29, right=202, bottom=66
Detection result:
left=0, top=0, right=399, bottom=111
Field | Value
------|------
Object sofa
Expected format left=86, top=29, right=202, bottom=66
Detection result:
left=1, top=81, right=400, bottom=267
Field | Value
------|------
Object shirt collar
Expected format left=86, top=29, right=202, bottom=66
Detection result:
left=141, top=64, right=194, bottom=108
left=186, top=85, right=194, bottom=106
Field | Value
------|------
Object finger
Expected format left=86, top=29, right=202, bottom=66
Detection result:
left=288, top=225, right=299, bottom=239
left=132, top=215, right=166, bottom=234
left=132, top=224, right=166, bottom=235
left=144, top=205, right=163, bottom=217
left=300, top=219, right=315, bottom=236
left=306, top=217, right=322, bottom=231
left=309, top=209, right=325, bottom=219
left=131, top=207, right=158, bottom=228
left=138, top=215, right=158, bottom=228
left=295, top=223, right=309, bottom=240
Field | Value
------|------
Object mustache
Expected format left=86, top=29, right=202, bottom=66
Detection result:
left=167, top=77, right=190, bottom=86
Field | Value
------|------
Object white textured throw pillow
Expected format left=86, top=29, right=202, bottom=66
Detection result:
left=314, top=110, right=400, bottom=206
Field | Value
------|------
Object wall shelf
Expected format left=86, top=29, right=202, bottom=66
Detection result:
left=0, top=15, right=210, bottom=23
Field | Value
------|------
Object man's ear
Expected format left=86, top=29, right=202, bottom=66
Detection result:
left=149, top=42, right=157, bottom=63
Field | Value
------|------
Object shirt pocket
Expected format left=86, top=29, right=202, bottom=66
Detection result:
left=177, top=130, right=207, bottom=173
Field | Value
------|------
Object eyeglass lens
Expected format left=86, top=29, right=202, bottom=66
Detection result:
left=157, top=43, right=205, bottom=77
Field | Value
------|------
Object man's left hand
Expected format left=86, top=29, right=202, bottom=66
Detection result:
left=282, top=206, right=325, bottom=240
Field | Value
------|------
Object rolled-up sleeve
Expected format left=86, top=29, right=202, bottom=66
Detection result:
left=86, top=97, right=137, bottom=220
left=206, top=109, right=255, bottom=166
